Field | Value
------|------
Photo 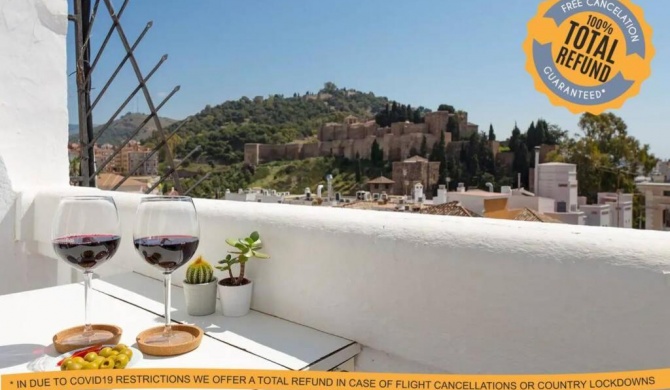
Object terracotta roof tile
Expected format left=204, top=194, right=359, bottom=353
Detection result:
left=417, top=201, right=482, bottom=218
left=366, top=176, right=395, bottom=184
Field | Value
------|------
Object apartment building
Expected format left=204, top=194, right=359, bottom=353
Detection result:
left=68, top=140, right=158, bottom=175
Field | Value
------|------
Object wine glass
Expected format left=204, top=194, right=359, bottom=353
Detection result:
left=51, top=195, right=121, bottom=345
left=133, top=196, right=200, bottom=345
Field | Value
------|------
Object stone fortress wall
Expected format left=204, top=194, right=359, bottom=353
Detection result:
left=244, top=111, right=480, bottom=165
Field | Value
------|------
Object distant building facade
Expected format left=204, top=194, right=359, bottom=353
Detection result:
left=391, top=156, right=439, bottom=197
left=244, top=111, right=480, bottom=165
left=68, top=140, right=158, bottom=176
left=636, top=182, right=670, bottom=231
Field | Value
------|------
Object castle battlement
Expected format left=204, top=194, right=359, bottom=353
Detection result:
left=244, top=111, right=479, bottom=165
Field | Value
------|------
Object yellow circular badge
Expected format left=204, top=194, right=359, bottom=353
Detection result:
left=523, top=0, right=654, bottom=114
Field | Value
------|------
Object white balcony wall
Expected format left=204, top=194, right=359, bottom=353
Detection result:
left=16, top=188, right=670, bottom=375
left=0, top=0, right=69, bottom=295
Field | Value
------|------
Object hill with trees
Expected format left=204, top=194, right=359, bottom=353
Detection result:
left=147, top=82, right=431, bottom=165
left=69, top=112, right=177, bottom=145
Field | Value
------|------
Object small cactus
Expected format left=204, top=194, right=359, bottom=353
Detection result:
left=185, top=256, right=215, bottom=284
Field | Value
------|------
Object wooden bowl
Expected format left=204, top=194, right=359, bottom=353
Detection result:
left=53, top=324, right=123, bottom=354
left=136, top=324, right=203, bottom=356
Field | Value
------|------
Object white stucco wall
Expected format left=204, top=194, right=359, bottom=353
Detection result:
left=0, top=0, right=69, bottom=295
left=0, top=0, right=69, bottom=190
left=18, top=188, right=670, bottom=375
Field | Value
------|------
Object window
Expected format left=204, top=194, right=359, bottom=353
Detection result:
left=557, top=202, right=567, bottom=212
left=558, top=184, right=568, bottom=187
left=664, top=209, right=670, bottom=229
left=663, top=191, right=670, bottom=197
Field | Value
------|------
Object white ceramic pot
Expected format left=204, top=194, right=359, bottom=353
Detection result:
left=217, top=279, right=253, bottom=317
left=183, top=277, right=218, bottom=316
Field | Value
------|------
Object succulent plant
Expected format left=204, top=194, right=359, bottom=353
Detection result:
left=216, top=231, right=270, bottom=286
left=185, top=256, right=215, bottom=284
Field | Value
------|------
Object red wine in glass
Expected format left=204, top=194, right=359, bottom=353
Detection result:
left=133, top=235, right=199, bottom=272
left=133, top=196, right=200, bottom=346
left=51, top=195, right=121, bottom=347
left=53, top=234, right=121, bottom=271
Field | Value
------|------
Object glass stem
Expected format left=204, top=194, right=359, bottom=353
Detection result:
left=83, top=271, right=93, bottom=337
left=163, top=272, right=173, bottom=339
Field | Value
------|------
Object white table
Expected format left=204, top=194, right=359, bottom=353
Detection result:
left=92, top=272, right=360, bottom=371
left=0, top=272, right=359, bottom=375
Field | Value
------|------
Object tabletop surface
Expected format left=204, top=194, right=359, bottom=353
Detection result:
left=0, top=283, right=284, bottom=375
left=92, top=271, right=360, bottom=371
left=0, top=272, right=359, bottom=375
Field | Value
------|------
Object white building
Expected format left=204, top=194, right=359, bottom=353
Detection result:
left=434, top=184, right=508, bottom=214
left=224, top=188, right=285, bottom=203
left=597, top=192, right=634, bottom=228
left=636, top=182, right=670, bottom=231
left=579, top=204, right=611, bottom=227
left=536, top=162, right=579, bottom=213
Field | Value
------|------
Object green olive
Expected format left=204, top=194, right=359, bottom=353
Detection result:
left=72, top=357, right=85, bottom=364
left=61, top=358, right=73, bottom=367
left=84, top=361, right=100, bottom=370
left=84, top=352, right=98, bottom=362
left=120, top=349, right=133, bottom=359
left=99, top=358, right=115, bottom=370
left=114, top=354, right=129, bottom=369
left=60, top=363, right=68, bottom=371
left=99, top=347, right=113, bottom=357
left=109, top=350, right=119, bottom=357
left=66, top=362, right=83, bottom=371
left=113, top=344, right=128, bottom=352
left=94, top=356, right=106, bottom=365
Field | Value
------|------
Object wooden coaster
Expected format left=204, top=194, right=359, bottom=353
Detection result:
left=136, top=324, right=203, bottom=357
left=53, top=324, right=122, bottom=354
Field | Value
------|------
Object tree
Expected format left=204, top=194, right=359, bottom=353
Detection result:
left=420, top=135, right=428, bottom=158
left=513, top=143, right=530, bottom=188
left=447, top=116, right=460, bottom=141
left=438, top=104, right=455, bottom=113
left=355, top=153, right=362, bottom=183
left=545, top=123, right=568, bottom=145
left=488, top=124, right=496, bottom=141
left=509, top=123, right=521, bottom=153
left=323, top=82, right=337, bottom=93
left=370, top=139, right=383, bottom=166
left=413, top=109, right=422, bottom=124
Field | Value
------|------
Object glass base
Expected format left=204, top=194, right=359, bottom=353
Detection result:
left=61, top=329, right=115, bottom=346
left=144, top=330, right=194, bottom=346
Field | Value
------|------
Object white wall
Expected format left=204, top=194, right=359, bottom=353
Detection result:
left=0, top=0, right=69, bottom=295
left=507, top=195, right=555, bottom=214
left=579, top=205, right=610, bottom=227
left=19, top=188, right=670, bottom=375
left=537, top=164, right=578, bottom=212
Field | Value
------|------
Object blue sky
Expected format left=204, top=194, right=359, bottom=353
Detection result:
left=67, top=0, right=669, bottom=159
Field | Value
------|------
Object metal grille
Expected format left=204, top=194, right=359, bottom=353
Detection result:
left=68, top=0, right=206, bottom=195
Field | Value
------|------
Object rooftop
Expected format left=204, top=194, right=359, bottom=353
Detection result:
left=485, top=208, right=563, bottom=223
left=366, top=176, right=395, bottom=185
left=417, top=201, right=482, bottom=217
left=403, top=155, right=429, bottom=163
